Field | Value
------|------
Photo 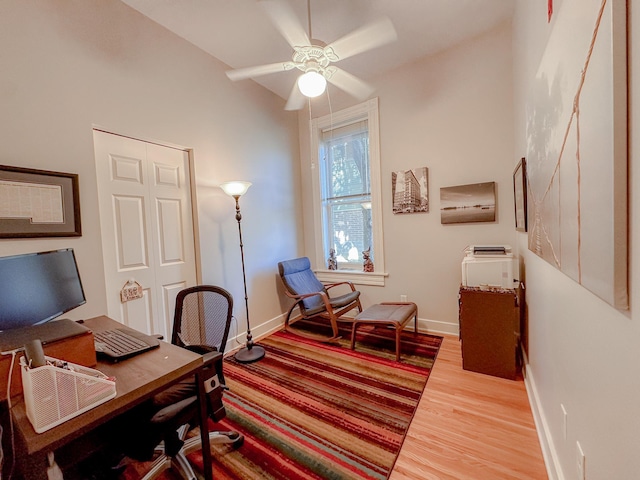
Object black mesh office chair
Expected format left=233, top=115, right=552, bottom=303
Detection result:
left=135, top=285, right=243, bottom=480
left=172, top=285, right=235, bottom=386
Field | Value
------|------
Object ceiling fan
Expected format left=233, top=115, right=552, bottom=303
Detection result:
left=225, top=0, right=397, bottom=110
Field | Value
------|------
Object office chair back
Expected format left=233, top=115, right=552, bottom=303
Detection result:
left=172, top=285, right=233, bottom=355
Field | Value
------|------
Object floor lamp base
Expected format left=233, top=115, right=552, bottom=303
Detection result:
left=235, top=344, right=266, bottom=363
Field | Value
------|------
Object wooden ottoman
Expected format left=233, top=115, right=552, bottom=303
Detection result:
left=350, top=302, right=418, bottom=361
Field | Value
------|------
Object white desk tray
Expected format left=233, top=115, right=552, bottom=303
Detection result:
left=20, top=356, right=116, bottom=433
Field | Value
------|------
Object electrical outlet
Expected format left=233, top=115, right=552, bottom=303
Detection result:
left=561, top=404, right=568, bottom=441
left=400, top=294, right=407, bottom=302
left=576, top=441, right=586, bottom=480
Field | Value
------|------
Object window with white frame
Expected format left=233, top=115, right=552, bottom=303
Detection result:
left=310, top=98, right=385, bottom=286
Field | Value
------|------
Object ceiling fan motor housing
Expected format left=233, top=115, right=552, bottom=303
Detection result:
left=292, top=43, right=339, bottom=78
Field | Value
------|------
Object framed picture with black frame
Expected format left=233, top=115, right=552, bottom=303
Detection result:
left=0, top=165, right=81, bottom=238
left=513, top=157, right=527, bottom=232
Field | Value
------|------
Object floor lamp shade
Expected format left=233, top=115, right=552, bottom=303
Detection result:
left=220, top=181, right=265, bottom=363
left=220, top=181, right=252, bottom=197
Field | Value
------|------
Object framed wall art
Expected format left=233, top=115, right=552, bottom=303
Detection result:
left=525, top=0, right=628, bottom=308
left=513, top=158, right=527, bottom=232
left=440, top=182, right=496, bottom=224
left=0, top=165, right=81, bottom=238
left=392, top=167, right=429, bottom=214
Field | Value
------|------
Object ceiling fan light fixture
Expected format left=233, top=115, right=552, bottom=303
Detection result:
left=225, top=0, right=397, bottom=110
left=297, top=70, right=326, bottom=98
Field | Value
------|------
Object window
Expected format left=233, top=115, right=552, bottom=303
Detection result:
left=310, top=98, right=385, bottom=286
left=321, top=120, right=370, bottom=268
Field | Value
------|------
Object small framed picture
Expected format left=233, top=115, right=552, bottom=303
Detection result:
left=513, top=158, right=527, bottom=232
left=392, top=167, right=429, bottom=214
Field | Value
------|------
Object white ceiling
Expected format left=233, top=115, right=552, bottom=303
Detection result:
left=120, top=0, right=514, bottom=101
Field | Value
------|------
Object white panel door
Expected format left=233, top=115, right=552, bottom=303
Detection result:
left=93, top=131, right=197, bottom=339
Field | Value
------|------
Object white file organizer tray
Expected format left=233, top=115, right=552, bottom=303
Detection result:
left=20, top=356, right=116, bottom=433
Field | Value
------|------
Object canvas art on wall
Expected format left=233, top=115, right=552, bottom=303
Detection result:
left=440, top=182, right=496, bottom=224
left=392, top=167, right=428, bottom=214
left=525, top=0, right=627, bottom=308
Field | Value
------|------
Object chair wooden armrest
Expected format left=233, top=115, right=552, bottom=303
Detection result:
left=324, top=281, right=358, bottom=293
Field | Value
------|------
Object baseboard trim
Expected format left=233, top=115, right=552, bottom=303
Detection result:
left=522, top=349, right=564, bottom=480
left=226, top=313, right=459, bottom=352
left=416, top=317, right=459, bottom=336
left=226, top=314, right=284, bottom=354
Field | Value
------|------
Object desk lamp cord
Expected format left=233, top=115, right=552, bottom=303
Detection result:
left=1, top=348, right=20, bottom=480
left=231, top=315, right=243, bottom=348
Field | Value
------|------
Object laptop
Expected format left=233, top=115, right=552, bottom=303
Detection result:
left=93, top=328, right=160, bottom=361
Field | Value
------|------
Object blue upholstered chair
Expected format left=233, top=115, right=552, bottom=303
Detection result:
left=277, top=257, right=362, bottom=341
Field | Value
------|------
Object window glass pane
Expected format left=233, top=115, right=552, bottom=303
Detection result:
left=324, top=132, right=370, bottom=199
left=320, top=122, right=373, bottom=268
left=327, top=200, right=373, bottom=266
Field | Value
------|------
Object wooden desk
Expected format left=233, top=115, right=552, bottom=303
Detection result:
left=10, top=316, right=214, bottom=480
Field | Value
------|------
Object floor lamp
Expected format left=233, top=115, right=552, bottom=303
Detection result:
left=220, top=181, right=266, bottom=363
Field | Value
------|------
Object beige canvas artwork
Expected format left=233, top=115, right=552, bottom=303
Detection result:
left=526, top=0, right=627, bottom=308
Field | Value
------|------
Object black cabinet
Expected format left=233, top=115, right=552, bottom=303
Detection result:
left=458, top=285, right=521, bottom=380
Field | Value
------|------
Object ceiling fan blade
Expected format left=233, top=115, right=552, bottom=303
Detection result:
left=226, top=62, right=293, bottom=81
left=285, top=83, right=307, bottom=111
left=326, top=17, right=397, bottom=61
left=326, top=67, right=374, bottom=100
left=259, top=0, right=310, bottom=49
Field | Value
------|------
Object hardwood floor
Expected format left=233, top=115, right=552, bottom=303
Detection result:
left=390, top=335, right=547, bottom=480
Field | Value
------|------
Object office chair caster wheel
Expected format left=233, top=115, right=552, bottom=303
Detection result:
left=211, top=430, right=244, bottom=448
left=231, top=432, right=244, bottom=448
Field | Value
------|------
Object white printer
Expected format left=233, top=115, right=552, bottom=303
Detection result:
left=461, top=245, right=517, bottom=289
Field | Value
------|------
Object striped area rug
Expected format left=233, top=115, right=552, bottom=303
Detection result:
left=126, top=323, right=442, bottom=480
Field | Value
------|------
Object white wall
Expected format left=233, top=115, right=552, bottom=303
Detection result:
left=513, top=1, right=640, bottom=479
left=9, top=2, right=638, bottom=475
left=299, top=22, right=516, bottom=334
left=0, top=0, right=302, bottom=337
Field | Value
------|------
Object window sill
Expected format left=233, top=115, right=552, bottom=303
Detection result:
left=315, top=269, right=387, bottom=287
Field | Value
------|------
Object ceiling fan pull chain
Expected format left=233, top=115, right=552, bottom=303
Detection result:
left=307, top=0, right=313, bottom=40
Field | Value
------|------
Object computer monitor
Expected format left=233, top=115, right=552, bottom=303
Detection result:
left=0, top=248, right=86, bottom=331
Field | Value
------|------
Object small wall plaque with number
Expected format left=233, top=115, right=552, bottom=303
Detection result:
left=120, top=279, right=143, bottom=303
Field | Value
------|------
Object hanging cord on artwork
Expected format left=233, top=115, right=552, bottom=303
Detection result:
left=534, top=0, right=607, bottom=279
left=540, top=0, right=607, bottom=203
